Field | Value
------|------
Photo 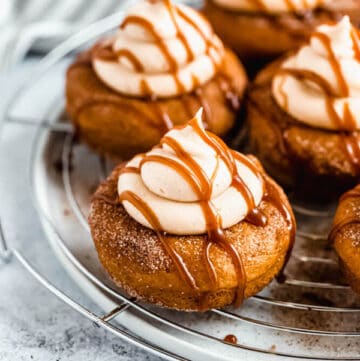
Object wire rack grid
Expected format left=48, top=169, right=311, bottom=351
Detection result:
left=1, top=2, right=360, bottom=360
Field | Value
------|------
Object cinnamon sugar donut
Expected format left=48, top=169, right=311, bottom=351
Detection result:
left=66, top=48, right=247, bottom=159
left=89, top=112, right=295, bottom=311
left=330, top=185, right=360, bottom=294
left=89, top=165, right=294, bottom=311
left=246, top=17, right=360, bottom=200
left=203, top=0, right=360, bottom=63
left=66, top=1, right=247, bottom=159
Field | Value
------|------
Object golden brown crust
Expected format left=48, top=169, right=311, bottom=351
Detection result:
left=66, top=47, right=247, bottom=160
left=246, top=58, right=360, bottom=200
left=203, top=0, right=360, bottom=61
left=332, top=188, right=360, bottom=294
left=88, top=163, right=294, bottom=311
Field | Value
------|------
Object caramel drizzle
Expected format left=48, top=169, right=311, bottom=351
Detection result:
left=164, top=0, right=194, bottom=63
left=277, top=28, right=360, bottom=172
left=118, top=118, right=295, bottom=309
left=217, top=74, right=241, bottom=112
left=120, top=1, right=222, bottom=125
left=177, top=9, right=240, bottom=115
left=91, top=43, right=117, bottom=62
left=329, top=185, right=360, bottom=242
left=249, top=0, right=267, bottom=11
left=351, top=29, right=360, bottom=62
left=116, top=49, right=144, bottom=72
left=119, top=191, right=199, bottom=290
left=91, top=0, right=240, bottom=134
left=312, top=32, right=348, bottom=97
left=263, top=177, right=296, bottom=277
left=120, top=15, right=178, bottom=72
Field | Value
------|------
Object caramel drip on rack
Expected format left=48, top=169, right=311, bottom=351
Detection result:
left=223, top=334, right=238, bottom=344
left=277, top=28, right=360, bottom=173
left=118, top=118, right=294, bottom=309
left=329, top=185, right=360, bottom=242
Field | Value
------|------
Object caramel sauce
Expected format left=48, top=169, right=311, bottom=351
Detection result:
left=351, top=29, right=360, bottom=62
left=223, top=334, right=238, bottom=344
left=116, top=49, right=144, bottom=72
left=92, top=43, right=117, bottom=62
left=245, top=208, right=268, bottom=227
left=194, top=87, right=212, bottom=128
left=121, top=15, right=178, bottom=73
left=217, top=74, right=241, bottom=112
left=119, top=166, right=140, bottom=175
left=150, top=98, right=174, bottom=132
left=251, top=0, right=267, bottom=11
left=343, top=102, right=357, bottom=131
left=120, top=190, right=199, bottom=290
left=164, top=0, right=194, bottom=62
left=118, top=117, right=295, bottom=309
left=203, top=242, right=218, bottom=287
left=263, top=176, right=296, bottom=278
left=312, top=32, right=349, bottom=97
left=277, top=28, right=360, bottom=172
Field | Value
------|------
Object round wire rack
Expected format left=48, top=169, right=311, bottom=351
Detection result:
left=1, top=2, right=360, bottom=360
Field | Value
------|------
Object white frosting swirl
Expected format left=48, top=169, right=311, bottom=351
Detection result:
left=93, top=0, right=224, bottom=98
left=212, top=0, right=324, bottom=13
left=272, top=16, right=360, bottom=131
left=118, top=110, right=264, bottom=235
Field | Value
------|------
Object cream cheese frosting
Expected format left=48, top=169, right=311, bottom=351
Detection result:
left=93, top=0, right=224, bottom=99
left=211, top=0, right=325, bottom=13
left=118, top=109, right=264, bottom=235
left=272, top=16, right=360, bottom=131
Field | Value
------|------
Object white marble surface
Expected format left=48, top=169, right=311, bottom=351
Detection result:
left=0, top=58, right=161, bottom=361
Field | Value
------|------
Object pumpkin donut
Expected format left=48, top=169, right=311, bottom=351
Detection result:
left=330, top=185, right=360, bottom=294
left=246, top=17, right=360, bottom=201
left=89, top=110, right=295, bottom=311
left=203, top=0, right=360, bottom=63
left=66, top=0, right=247, bottom=159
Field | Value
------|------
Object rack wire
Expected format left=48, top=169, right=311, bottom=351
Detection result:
left=2, top=3, right=360, bottom=360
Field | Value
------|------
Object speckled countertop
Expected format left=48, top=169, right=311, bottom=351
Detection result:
left=0, top=58, right=160, bottom=361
